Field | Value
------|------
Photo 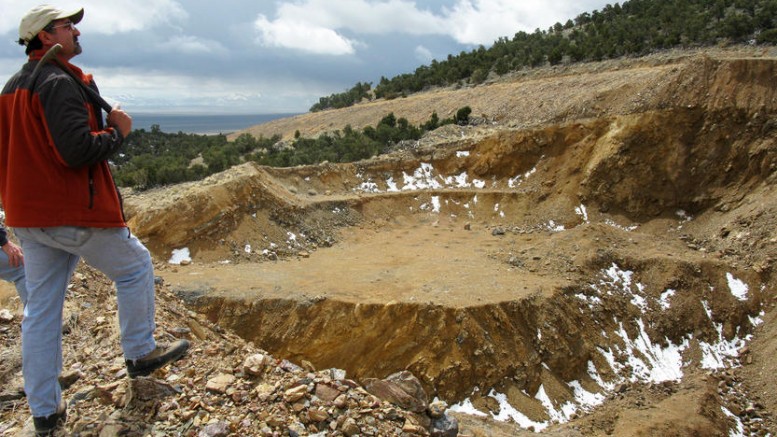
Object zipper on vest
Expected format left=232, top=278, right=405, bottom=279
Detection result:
left=88, top=167, right=95, bottom=209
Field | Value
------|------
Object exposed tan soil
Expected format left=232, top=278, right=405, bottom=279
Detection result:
left=2, top=45, right=777, bottom=436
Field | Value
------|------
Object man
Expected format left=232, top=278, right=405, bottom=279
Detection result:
left=0, top=226, right=27, bottom=303
left=0, top=5, right=189, bottom=435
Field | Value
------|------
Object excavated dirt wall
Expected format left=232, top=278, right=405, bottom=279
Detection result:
left=125, top=53, right=777, bottom=434
left=177, top=223, right=764, bottom=406
left=129, top=103, right=777, bottom=263
left=139, top=104, right=776, bottom=365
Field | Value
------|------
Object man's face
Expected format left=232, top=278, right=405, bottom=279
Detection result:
left=43, top=18, right=82, bottom=58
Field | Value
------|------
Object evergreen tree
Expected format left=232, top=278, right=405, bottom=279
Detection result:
left=311, top=0, right=776, bottom=112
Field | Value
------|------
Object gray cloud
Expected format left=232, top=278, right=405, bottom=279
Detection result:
left=0, top=0, right=612, bottom=114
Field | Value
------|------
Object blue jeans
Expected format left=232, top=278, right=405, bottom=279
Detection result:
left=0, top=248, right=27, bottom=304
left=14, top=227, right=157, bottom=417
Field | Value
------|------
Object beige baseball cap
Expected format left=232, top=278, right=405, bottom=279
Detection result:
left=18, top=4, right=84, bottom=45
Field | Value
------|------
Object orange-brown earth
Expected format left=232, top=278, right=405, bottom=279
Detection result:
left=2, top=46, right=777, bottom=436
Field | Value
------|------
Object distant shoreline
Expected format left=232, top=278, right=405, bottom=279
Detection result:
left=131, top=113, right=300, bottom=135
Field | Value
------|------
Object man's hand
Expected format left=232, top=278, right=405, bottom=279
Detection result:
left=107, top=107, right=132, bottom=138
left=1, top=241, right=23, bottom=267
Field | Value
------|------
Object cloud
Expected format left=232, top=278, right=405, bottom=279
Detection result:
left=252, top=0, right=446, bottom=55
left=250, top=0, right=605, bottom=55
left=271, top=0, right=446, bottom=35
left=254, top=15, right=357, bottom=55
left=87, top=66, right=318, bottom=114
left=1, top=0, right=615, bottom=114
left=157, top=35, right=226, bottom=55
left=414, top=45, right=434, bottom=63
left=443, top=0, right=596, bottom=45
left=80, top=1, right=188, bottom=34
left=0, top=0, right=188, bottom=35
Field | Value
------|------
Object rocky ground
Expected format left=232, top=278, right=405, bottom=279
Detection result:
left=2, top=45, right=777, bottom=436
left=0, top=266, right=457, bottom=436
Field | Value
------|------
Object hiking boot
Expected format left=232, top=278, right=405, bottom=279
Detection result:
left=125, top=339, right=190, bottom=378
left=32, top=399, right=66, bottom=436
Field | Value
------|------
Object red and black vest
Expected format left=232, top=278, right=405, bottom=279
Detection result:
left=0, top=49, right=126, bottom=228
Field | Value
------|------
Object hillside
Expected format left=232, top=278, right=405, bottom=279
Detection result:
left=2, top=45, right=777, bottom=436
left=232, top=46, right=777, bottom=141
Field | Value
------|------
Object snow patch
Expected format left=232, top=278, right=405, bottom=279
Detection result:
left=447, top=398, right=486, bottom=417
left=431, top=196, right=441, bottom=213
left=169, top=247, right=191, bottom=265
left=659, top=289, right=676, bottom=310
left=726, top=273, right=748, bottom=301
left=612, top=319, right=687, bottom=382
left=721, top=406, right=746, bottom=437
left=575, top=204, right=589, bottom=222
left=699, top=300, right=751, bottom=370
left=488, top=390, right=549, bottom=431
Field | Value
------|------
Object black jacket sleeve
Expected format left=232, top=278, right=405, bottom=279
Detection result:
left=37, top=66, right=123, bottom=168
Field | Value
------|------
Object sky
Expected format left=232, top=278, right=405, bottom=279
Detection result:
left=1, top=1, right=611, bottom=115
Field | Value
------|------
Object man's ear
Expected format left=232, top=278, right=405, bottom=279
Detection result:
left=38, top=29, right=55, bottom=45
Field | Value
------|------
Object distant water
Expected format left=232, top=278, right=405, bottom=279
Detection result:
left=130, top=113, right=300, bottom=135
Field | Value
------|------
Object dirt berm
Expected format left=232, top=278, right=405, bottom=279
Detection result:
left=120, top=47, right=777, bottom=435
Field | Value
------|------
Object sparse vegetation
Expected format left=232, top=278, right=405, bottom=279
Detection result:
left=114, top=125, right=279, bottom=190
left=309, top=82, right=373, bottom=112
left=315, top=0, right=777, bottom=111
left=114, top=108, right=471, bottom=190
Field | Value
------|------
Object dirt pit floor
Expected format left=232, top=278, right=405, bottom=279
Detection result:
left=162, top=218, right=564, bottom=307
